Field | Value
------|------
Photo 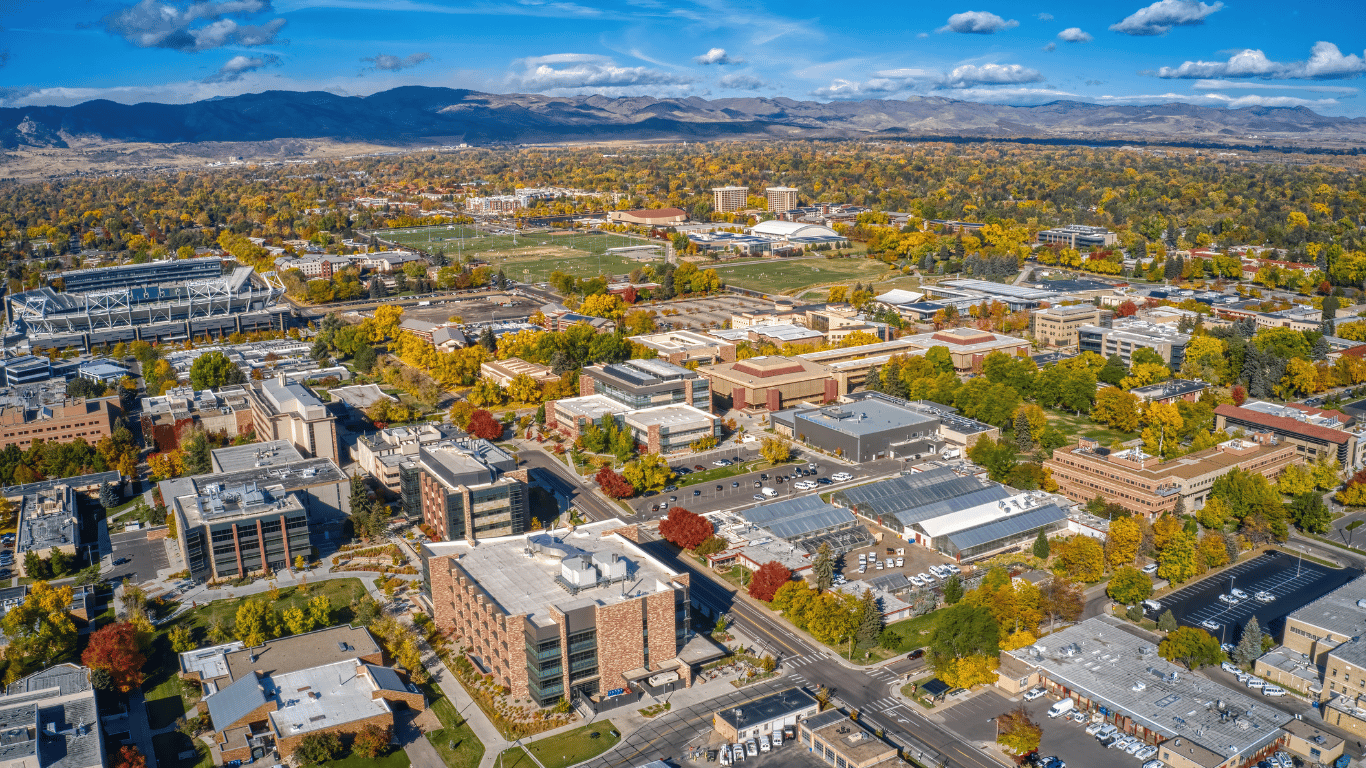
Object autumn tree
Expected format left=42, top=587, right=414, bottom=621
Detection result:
left=997, top=705, right=1042, bottom=755
left=169, top=624, right=195, bottom=653
left=295, top=732, right=342, bottom=764
left=114, top=746, right=148, bottom=768
left=1142, top=401, right=1184, bottom=458
left=466, top=409, right=504, bottom=440
left=352, top=723, right=391, bottom=759
left=1159, top=626, right=1222, bottom=669
left=594, top=465, right=636, bottom=499
left=658, top=507, right=713, bottom=550
left=748, top=561, right=792, bottom=602
left=81, top=622, right=147, bottom=692
left=1039, top=577, right=1083, bottom=628
left=2, top=581, right=76, bottom=678
left=1055, top=536, right=1104, bottom=582
left=1107, top=566, right=1153, bottom=605
left=1158, top=530, right=1203, bottom=584
left=760, top=437, right=791, bottom=465
left=1105, top=515, right=1141, bottom=569
left=622, top=453, right=674, bottom=493
left=1093, top=387, right=1140, bottom=432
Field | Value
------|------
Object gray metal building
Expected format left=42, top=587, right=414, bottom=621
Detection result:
left=772, top=393, right=941, bottom=462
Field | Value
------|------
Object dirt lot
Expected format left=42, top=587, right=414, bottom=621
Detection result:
left=402, top=294, right=541, bottom=325
left=653, top=294, right=774, bottom=330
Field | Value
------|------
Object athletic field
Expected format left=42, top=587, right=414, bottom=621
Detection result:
left=371, top=226, right=664, bottom=282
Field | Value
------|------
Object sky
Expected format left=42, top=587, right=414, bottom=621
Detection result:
left=2, top=0, right=1366, bottom=115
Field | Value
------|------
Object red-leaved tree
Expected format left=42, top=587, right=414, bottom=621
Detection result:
left=114, top=746, right=147, bottom=768
left=1115, top=300, right=1138, bottom=318
left=595, top=465, right=636, bottom=499
left=1230, top=385, right=1247, bottom=406
left=747, top=561, right=792, bottom=602
left=467, top=409, right=504, bottom=441
left=82, top=622, right=146, bottom=693
left=658, top=507, right=712, bottom=550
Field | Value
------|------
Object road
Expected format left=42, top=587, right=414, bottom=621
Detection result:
left=518, top=448, right=625, bottom=523
left=635, top=536, right=1001, bottom=768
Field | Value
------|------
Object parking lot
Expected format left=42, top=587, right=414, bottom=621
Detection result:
left=632, top=455, right=844, bottom=519
left=1151, top=549, right=1359, bottom=642
left=941, top=690, right=1144, bottom=768
left=838, top=539, right=956, bottom=587
left=106, top=529, right=169, bottom=585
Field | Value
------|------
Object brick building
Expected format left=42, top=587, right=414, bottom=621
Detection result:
left=398, top=438, right=529, bottom=542
left=546, top=395, right=719, bottom=454
left=628, top=330, right=737, bottom=366
left=480, top=357, right=561, bottom=389
left=140, top=386, right=255, bottom=452
left=422, top=520, right=692, bottom=709
left=0, top=396, right=120, bottom=451
left=352, top=422, right=465, bottom=493
left=1215, top=402, right=1366, bottom=470
left=897, top=328, right=1034, bottom=373
left=1044, top=434, right=1298, bottom=521
left=1030, top=304, right=1109, bottom=349
left=699, top=355, right=838, bottom=412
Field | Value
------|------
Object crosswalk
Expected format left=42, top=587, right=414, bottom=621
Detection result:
left=785, top=654, right=820, bottom=667
left=865, top=696, right=900, bottom=711
left=865, top=668, right=901, bottom=684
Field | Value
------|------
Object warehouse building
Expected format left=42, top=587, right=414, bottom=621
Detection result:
left=772, top=393, right=942, bottom=462
left=1001, top=618, right=1289, bottom=768
left=8, top=257, right=288, bottom=350
left=0, top=664, right=104, bottom=768
left=833, top=466, right=1007, bottom=534
left=713, top=687, right=818, bottom=741
left=797, top=709, right=904, bottom=768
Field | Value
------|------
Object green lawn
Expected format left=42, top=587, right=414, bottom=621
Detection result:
left=374, top=227, right=663, bottom=282
left=709, top=257, right=899, bottom=295
left=151, top=732, right=213, bottom=768
left=881, top=610, right=943, bottom=654
left=303, top=749, right=412, bottom=768
left=500, top=721, right=621, bottom=768
left=675, top=460, right=775, bottom=488
left=422, top=682, right=486, bottom=768
left=1045, top=408, right=1139, bottom=448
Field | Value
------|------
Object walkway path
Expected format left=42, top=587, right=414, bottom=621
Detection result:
left=126, top=691, right=158, bottom=768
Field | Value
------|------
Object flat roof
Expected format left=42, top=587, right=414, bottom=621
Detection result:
left=626, top=403, right=716, bottom=429
left=266, top=659, right=392, bottom=738
left=211, top=440, right=305, bottom=473
left=701, top=356, right=832, bottom=386
left=629, top=330, right=726, bottom=351
left=179, top=641, right=246, bottom=680
left=555, top=394, right=628, bottom=421
left=797, top=338, right=924, bottom=362
left=423, top=519, right=682, bottom=627
left=937, top=279, right=1059, bottom=300
left=225, top=625, right=382, bottom=682
left=789, top=398, right=937, bottom=437
left=1130, top=379, right=1209, bottom=399
left=713, top=687, right=817, bottom=729
left=1007, top=618, right=1289, bottom=766
left=917, top=492, right=1057, bottom=538
left=1285, top=575, right=1366, bottom=639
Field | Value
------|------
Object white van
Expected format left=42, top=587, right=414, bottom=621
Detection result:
left=759, top=735, right=771, bottom=753
left=1262, top=685, right=1286, bottom=697
left=1048, top=699, right=1076, bottom=718
left=1245, top=678, right=1266, bottom=690
left=760, top=487, right=778, bottom=497
left=1142, top=599, right=1162, bottom=612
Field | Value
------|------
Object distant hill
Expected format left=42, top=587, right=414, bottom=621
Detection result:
left=4, top=86, right=1366, bottom=152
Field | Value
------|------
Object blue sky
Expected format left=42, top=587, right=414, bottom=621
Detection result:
left=2, top=0, right=1365, bottom=115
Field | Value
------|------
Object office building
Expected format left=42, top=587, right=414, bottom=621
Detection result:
left=897, top=328, right=1034, bottom=373
left=628, top=330, right=737, bottom=366
left=711, top=186, right=749, bottom=213
left=1036, top=225, right=1118, bottom=249
left=352, top=422, right=465, bottom=493
left=230, top=375, right=340, bottom=463
left=0, top=664, right=103, bottom=768
left=1030, top=304, right=1109, bottom=349
left=874, top=398, right=999, bottom=448
left=399, top=439, right=529, bottom=542
left=765, top=187, right=799, bottom=215
left=190, top=626, right=421, bottom=764
left=795, top=339, right=924, bottom=392
left=1215, top=401, right=1366, bottom=470
left=713, top=687, right=817, bottom=741
left=0, top=394, right=120, bottom=451
left=1044, top=434, right=1298, bottom=521
left=11, top=483, right=81, bottom=575
left=772, top=393, right=941, bottom=462
left=803, top=306, right=892, bottom=345
left=1078, top=318, right=1190, bottom=368
left=999, top=617, right=1290, bottom=768
left=140, top=386, right=255, bottom=453
left=579, top=358, right=712, bottom=413
left=547, top=396, right=719, bottom=455
left=797, top=709, right=903, bottom=768
left=423, top=519, right=693, bottom=708
left=7, top=257, right=288, bottom=350
left=480, top=357, right=561, bottom=389
left=699, top=356, right=837, bottom=412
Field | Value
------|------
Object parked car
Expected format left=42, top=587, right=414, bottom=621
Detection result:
left=1230, top=588, right=1248, bottom=600
left=753, top=494, right=765, bottom=501
left=732, top=481, right=740, bottom=488
left=907, top=649, right=926, bottom=661
left=694, top=489, right=701, bottom=496
left=1136, top=746, right=1158, bottom=760
left=1221, top=662, right=1240, bottom=674
left=1142, top=760, right=1165, bottom=768
left=1084, top=723, right=1104, bottom=736
left=1126, top=741, right=1145, bottom=755
left=745, top=739, right=757, bottom=757
left=817, top=478, right=832, bottom=485
left=1254, top=591, right=1275, bottom=602
left=1201, top=619, right=1221, bottom=631
left=716, top=485, right=724, bottom=491
left=1141, top=564, right=1159, bottom=574
left=713, top=459, right=730, bottom=467
left=1069, top=711, right=1086, bottom=723
left=1221, top=643, right=1236, bottom=654
left=910, top=575, right=926, bottom=587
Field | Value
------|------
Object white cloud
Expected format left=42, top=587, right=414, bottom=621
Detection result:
left=1043, top=42, right=1057, bottom=52
left=718, top=73, right=767, bottom=91
left=946, top=86, right=1078, bottom=104
left=205, top=53, right=280, bottom=82
left=943, top=63, right=1044, bottom=88
left=1156, top=42, right=1366, bottom=80
left=1192, top=79, right=1359, bottom=95
left=694, top=47, right=742, bottom=65
left=361, top=52, right=431, bottom=72
left=508, top=53, right=695, bottom=93
left=937, top=11, right=1019, bottom=34
left=1202, top=92, right=1339, bottom=108
left=100, top=0, right=287, bottom=51
left=1036, top=12, right=1054, bottom=20
left=1110, top=0, right=1222, bottom=36
left=1057, top=27, right=1092, bottom=43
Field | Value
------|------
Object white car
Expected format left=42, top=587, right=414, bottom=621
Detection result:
left=1126, top=741, right=1145, bottom=755
left=858, top=554, right=867, bottom=563
left=1111, top=736, right=1134, bottom=750
left=876, top=561, right=884, bottom=570
left=832, top=472, right=853, bottom=482
left=1136, top=748, right=1158, bottom=761
left=885, top=558, right=894, bottom=568
left=1254, top=591, right=1275, bottom=602
left=858, top=565, right=866, bottom=574
left=1201, top=619, right=1221, bottom=631
left=1084, top=723, right=1104, bottom=736
left=759, top=736, right=770, bottom=753
left=1141, top=564, right=1159, bottom=574
left=1221, top=662, right=1240, bottom=674
left=1024, top=687, right=1047, bottom=701
left=1142, top=760, right=1165, bottom=768
left=910, top=575, right=926, bottom=587
left=1230, top=588, right=1248, bottom=600
left=1218, top=594, right=1240, bottom=605
left=745, top=739, right=757, bottom=757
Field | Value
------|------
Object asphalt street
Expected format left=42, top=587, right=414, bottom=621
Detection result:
left=636, top=537, right=999, bottom=768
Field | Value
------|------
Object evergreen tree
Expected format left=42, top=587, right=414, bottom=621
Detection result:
left=496, top=268, right=507, bottom=289
left=865, top=364, right=883, bottom=393
left=369, top=279, right=386, bottom=300
left=478, top=327, right=497, bottom=353
left=1157, top=610, right=1178, bottom=632
left=1322, top=319, right=1336, bottom=337
left=1323, top=295, right=1340, bottom=320
left=1233, top=619, right=1264, bottom=666
left=942, top=574, right=963, bottom=604
left=99, top=482, right=117, bottom=510
left=1312, top=335, right=1331, bottom=361
left=1032, top=530, right=1051, bottom=560
left=1014, top=412, right=1033, bottom=451
left=535, top=403, right=546, bottom=424
left=855, top=588, right=884, bottom=647
left=812, top=543, right=834, bottom=591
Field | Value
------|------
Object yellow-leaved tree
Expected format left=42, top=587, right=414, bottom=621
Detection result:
left=1142, top=402, right=1184, bottom=458
left=1105, top=515, right=1141, bottom=569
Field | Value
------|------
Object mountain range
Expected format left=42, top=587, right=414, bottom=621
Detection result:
left=5, top=87, right=1366, bottom=153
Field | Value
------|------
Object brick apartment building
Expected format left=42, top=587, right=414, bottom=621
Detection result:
left=423, top=520, right=694, bottom=709
left=1044, top=433, right=1298, bottom=520
left=0, top=396, right=120, bottom=450
left=399, top=438, right=529, bottom=542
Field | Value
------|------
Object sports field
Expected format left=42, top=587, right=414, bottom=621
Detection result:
left=372, top=226, right=664, bottom=282
left=712, top=256, right=901, bottom=295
